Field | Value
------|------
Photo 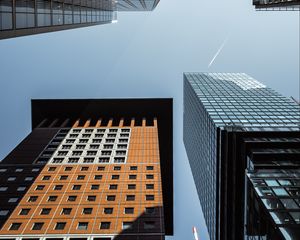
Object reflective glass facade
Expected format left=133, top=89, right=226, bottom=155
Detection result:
left=117, top=0, right=160, bottom=11
left=247, top=169, right=300, bottom=239
left=0, top=0, right=116, bottom=39
left=183, top=73, right=300, bottom=240
left=184, top=73, right=299, bottom=131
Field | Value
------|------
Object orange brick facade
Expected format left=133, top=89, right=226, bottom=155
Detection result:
left=0, top=119, right=165, bottom=240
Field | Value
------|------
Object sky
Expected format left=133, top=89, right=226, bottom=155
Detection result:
left=0, top=0, right=299, bottom=239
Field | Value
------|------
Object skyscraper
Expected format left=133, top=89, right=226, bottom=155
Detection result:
left=252, top=0, right=300, bottom=11
left=0, top=98, right=173, bottom=240
left=0, top=0, right=162, bottom=40
left=117, top=0, right=160, bottom=11
left=183, top=73, right=300, bottom=240
left=0, top=0, right=117, bottom=40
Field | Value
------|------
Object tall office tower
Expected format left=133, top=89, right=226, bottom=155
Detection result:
left=0, top=99, right=173, bottom=240
left=0, top=0, right=117, bottom=40
left=116, top=0, right=160, bottom=11
left=183, top=73, right=300, bottom=240
left=252, top=0, right=299, bottom=11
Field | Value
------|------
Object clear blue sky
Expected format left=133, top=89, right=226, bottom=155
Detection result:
left=0, top=0, right=299, bottom=239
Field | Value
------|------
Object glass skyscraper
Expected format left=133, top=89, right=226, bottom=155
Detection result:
left=117, top=0, right=160, bottom=11
left=252, top=0, right=300, bottom=11
left=183, top=73, right=300, bottom=240
left=0, top=0, right=160, bottom=39
left=0, top=0, right=117, bottom=40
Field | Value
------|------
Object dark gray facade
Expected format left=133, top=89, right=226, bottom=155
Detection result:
left=183, top=73, right=300, bottom=240
left=0, top=0, right=116, bottom=40
left=253, top=0, right=300, bottom=11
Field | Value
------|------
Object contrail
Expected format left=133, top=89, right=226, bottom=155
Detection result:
left=208, top=34, right=230, bottom=68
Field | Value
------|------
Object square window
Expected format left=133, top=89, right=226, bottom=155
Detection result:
left=82, top=208, right=93, bottom=214
left=146, top=166, right=154, bottom=170
left=130, top=166, right=137, bottom=170
left=145, top=207, right=155, bottom=214
left=9, top=223, right=21, bottom=230
left=83, top=157, right=94, bottom=163
left=77, top=175, right=85, bottom=180
left=146, top=184, right=154, bottom=190
left=0, top=186, right=8, bottom=192
left=124, top=207, right=134, bottom=214
left=87, top=195, right=96, bottom=201
left=103, top=144, right=113, bottom=149
left=15, top=168, right=23, bottom=172
left=48, top=196, right=57, bottom=202
left=101, top=150, right=112, bottom=156
left=81, top=167, right=89, bottom=171
left=97, top=166, right=105, bottom=171
left=48, top=167, right=56, bottom=172
left=90, top=144, right=100, bottom=149
left=55, top=222, right=66, bottom=230
left=146, top=175, right=154, bottom=179
left=99, top=157, right=110, bottom=163
left=40, top=208, right=51, bottom=215
left=61, top=208, right=72, bottom=215
left=68, top=157, right=79, bottom=163
left=91, top=184, right=99, bottom=190
left=104, top=208, right=113, bottom=214
left=114, top=157, right=125, bottom=163
left=144, top=221, right=155, bottom=230
left=109, top=184, right=118, bottom=190
left=126, top=195, right=135, bottom=201
left=32, top=168, right=40, bottom=172
left=25, top=177, right=34, bottom=181
left=19, top=208, right=30, bottom=215
left=100, top=222, right=110, bottom=229
left=111, top=175, right=119, bottom=180
left=65, top=167, right=73, bottom=171
left=128, top=184, right=136, bottom=190
left=42, top=176, right=51, bottom=180
left=0, top=210, right=9, bottom=216
left=107, top=195, right=115, bottom=201
left=94, top=175, right=103, bottom=180
left=114, top=166, right=121, bottom=171
left=129, top=175, right=136, bottom=180
left=122, top=222, right=133, bottom=230
left=27, top=196, right=37, bottom=202
left=72, top=185, right=81, bottom=190
left=32, top=222, right=44, bottom=230
left=54, top=185, right=63, bottom=190
left=146, top=195, right=154, bottom=201
left=87, top=151, right=96, bottom=156
left=60, top=175, right=68, bottom=180
left=36, top=185, right=45, bottom=191
left=77, top=222, right=88, bottom=230
left=72, top=151, right=82, bottom=156
left=67, top=195, right=77, bottom=202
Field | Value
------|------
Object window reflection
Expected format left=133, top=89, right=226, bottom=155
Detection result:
left=16, top=0, right=35, bottom=29
left=0, top=0, right=13, bottom=30
left=37, top=0, right=51, bottom=27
